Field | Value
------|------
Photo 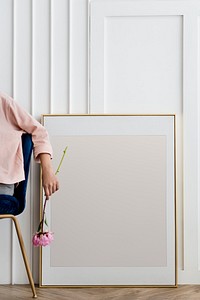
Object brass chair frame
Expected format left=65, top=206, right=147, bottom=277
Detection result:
left=0, top=134, right=37, bottom=297
left=0, top=215, right=37, bottom=298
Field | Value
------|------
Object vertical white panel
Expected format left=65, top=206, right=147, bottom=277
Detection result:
left=90, top=3, right=183, bottom=114
left=69, top=0, right=88, bottom=113
left=99, top=13, right=183, bottom=279
left=198, top=16, right=200, bottom=273
left=12, top=0, right=32, bottom=284
left=0, top=0, right=13, bottom=284
left=104, top=16, right=182, bottom=113
left=32, top=0, right=51, bottom=284
left=90, top=0, right=184, bottom=283
left=0, top=219, right=12, bottom=284
left=178, top=10, right=200, bottom=284
left=51, top=0, right=69, bottom=113
left=182, top=13, right=199, bottom=272
left=13, top=0, right=32, bottom=111
left=0, top=0, right=13, bottom=94
left=32, top=0, right=51, bottom=118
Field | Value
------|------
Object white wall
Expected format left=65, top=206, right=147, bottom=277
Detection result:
left=0, top=0, right=199, bottom=284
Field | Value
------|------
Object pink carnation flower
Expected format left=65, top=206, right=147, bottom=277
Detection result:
left=32, top=147, right=67, bottom=248
left=32, top=232, right=54, bottom=247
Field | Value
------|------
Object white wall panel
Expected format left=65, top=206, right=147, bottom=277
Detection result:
left=51, top=0, right=69, bottom=113
left=0, top=0, right=13, bottom=94
left=1, top=0, right=200, bottom=285
left=12, top=0, right=32, bottom=284
left=181, top=12, right=199, bottom=278
left=13, top=0, right=32, bottom=111
left=32, top=0, right=52, bottom=284
left=198, top=16, right=200, bottom=273
left=104, top=15, right=182, bottom=113
left=0, top=0, right=13, bottom=284
left=69, top=0, right=88, bottom=113
left=89, top=0, right=200, bottom=284
left=32, top=0, right=51, bottom=119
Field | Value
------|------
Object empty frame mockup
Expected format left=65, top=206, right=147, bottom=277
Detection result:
left=40, top=115, right=176, bottom=286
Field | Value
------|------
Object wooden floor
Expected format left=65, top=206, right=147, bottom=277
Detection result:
left=0, top=285, right=200, bottom=299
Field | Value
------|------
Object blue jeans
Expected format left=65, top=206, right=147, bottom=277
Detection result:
left=0, top=183, right=14, bottom=195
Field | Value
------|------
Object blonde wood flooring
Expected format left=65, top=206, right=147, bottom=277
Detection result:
left=0, top=285, right=200, bottom=300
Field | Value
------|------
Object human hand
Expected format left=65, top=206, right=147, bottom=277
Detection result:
left=42, top=169, right=59, bottom=200
left=39, top=153, right=59, bottom=200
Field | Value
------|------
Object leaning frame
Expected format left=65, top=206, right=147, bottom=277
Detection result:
left=40, top=115, right=177, bottom=287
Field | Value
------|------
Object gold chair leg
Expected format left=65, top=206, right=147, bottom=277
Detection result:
left=11, top=216, right=37, bottom=298
left=0, top=215, right=37, bottom=298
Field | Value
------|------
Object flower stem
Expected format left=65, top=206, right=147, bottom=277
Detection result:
left=42, top=198, right=48, bottom=233
left=55, top=146, right=68, bottom=175
left=40, top=146, right=68, bottom=233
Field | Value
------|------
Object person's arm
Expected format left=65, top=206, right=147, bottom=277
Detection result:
left=4, top=93, right=53, bottom=161
left=38, top=153, right=59, bottom=200
left=2, top=93, right=59, bottom=197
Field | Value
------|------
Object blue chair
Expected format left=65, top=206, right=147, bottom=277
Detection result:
left=0, top=134, right=37, bottom=298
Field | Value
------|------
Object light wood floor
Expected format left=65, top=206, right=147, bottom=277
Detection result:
left=0, top=285, right=200, bottom=300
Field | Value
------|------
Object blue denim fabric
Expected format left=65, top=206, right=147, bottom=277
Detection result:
left=0, top=183, right=14, bottom=195
left=0, top=134, right=33, bottom=216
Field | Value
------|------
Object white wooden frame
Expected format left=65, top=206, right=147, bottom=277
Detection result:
left=40, top=114, right=176, bottom=287
left=88, top=0, right=200, bottom=284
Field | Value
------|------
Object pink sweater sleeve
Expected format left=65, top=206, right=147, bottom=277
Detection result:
left=4, top=94, right=53, bottom=161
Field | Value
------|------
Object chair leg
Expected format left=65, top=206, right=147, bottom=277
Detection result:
left=11, top=216, right=37, bottom=298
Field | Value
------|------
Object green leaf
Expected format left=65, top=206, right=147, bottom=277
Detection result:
left=37, top=220, right=43, bottom=233
left=44, top=217, right=48, bottom=227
